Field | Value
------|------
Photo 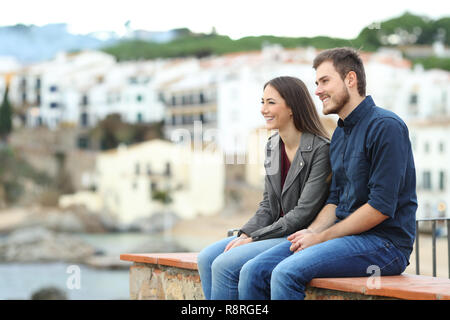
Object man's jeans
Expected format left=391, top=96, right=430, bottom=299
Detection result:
left=197, top=236, right=286, bottom=300
left=239, top=233, right=408, bottom=300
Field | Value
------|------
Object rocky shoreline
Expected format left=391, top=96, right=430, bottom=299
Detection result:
left=0, top=205, right=188, bottom=269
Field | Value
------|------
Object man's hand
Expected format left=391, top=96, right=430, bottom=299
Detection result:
left=224, top=234, right=253, bottom=252
left=288, top=203, right=389, bottom=253
left=288, top=229, right=323, bottom=253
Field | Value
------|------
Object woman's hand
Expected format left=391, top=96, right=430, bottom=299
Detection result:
left=224, top=234, right=253, bottom=252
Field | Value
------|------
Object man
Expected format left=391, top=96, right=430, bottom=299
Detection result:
left=238, top=47, right=417, bottom=300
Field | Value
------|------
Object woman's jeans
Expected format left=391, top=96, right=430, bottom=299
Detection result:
left=198, top=233, right=408, bottom=300
left=197, top=236, right=286, bottom=300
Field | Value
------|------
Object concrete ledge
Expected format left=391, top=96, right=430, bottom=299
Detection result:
left=120, top=252, right=450, bottom=300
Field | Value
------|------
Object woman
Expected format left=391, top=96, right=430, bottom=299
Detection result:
left=197, top=76, right=332, bottom=300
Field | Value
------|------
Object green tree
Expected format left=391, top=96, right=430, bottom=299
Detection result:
left=88, top=114, right=164, bottom=150
left=0, top=85, right=12, bottom=142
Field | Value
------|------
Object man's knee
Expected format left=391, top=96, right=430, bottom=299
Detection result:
left=271, top=264, right=288, bottom=288
left=271, top=261, right=306, bottom=288
left=239, top=258, right=260, bottom=286
left=239, top=258, right=272, bottom=299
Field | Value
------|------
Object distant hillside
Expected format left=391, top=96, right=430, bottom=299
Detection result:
left=0, top=23, right=116, bottom=63
left=101, top=12, right=450, bottom=65
left=0, top=12, right=448, bottom=67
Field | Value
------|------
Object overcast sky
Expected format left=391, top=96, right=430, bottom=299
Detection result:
left=1, top=0, right=448, bottom=39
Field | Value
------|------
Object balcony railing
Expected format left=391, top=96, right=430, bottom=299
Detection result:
left=415, top=217, right=450, bottom=278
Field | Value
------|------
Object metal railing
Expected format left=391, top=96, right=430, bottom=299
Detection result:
left=415, top=217, right=450, bottom=278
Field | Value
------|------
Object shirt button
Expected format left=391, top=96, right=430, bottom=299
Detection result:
left=300, top=162, right=303, bottom=166
left=307, top=145, right=311, bottom=150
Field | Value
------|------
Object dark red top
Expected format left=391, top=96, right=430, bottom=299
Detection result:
left=280, top=139, right=291, bottom=217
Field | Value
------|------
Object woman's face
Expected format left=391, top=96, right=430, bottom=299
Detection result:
left=261, top=84, right=293, bottom=131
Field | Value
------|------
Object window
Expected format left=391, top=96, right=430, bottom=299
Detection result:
left=439, top=142, right=445, bottom=153
left=81, top=95, right=89, bottom=106
left=20, top=77, right=27, bottom=89
left=439, top=171, right=446, bottom=191
left=49, top=85, right=58, bottom=92
left=80, top=113, right=88, bottom=127
left=165, top=162, right=172, bottom=177
left=409, top=93, right=418, bottom=115
left=146, top=164, right=152, bottom=175
left=135, top=163, right=140, bottom=175
left=423, top=171, right=432, bottom=190
left=129, top=77, right=138, bottom=85
left=424, top=142, right=430, bottom=153
left=136, top=94, right=143, bottom=103
left=77, top=136, right=90, bottom=149
left=50, top=102, right=59, bottom=109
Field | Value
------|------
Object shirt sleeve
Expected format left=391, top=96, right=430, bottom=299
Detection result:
left=325, top=170, right=339, bottom=205
left=366, top=117, right=410, bottom=218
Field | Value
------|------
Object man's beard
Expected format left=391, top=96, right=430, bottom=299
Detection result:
left=323, top=85, right=350, bottom=116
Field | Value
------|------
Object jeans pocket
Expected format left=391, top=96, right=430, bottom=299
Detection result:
left=380, top=243, right=406, bottom=275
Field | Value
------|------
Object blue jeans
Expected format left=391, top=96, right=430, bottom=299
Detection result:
left=197, top=236, right=286, bottom=300
left=239, top=233, right=408, bottom=300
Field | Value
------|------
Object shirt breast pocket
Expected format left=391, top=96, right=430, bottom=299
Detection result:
left=347, top=152, right=370, bottom=182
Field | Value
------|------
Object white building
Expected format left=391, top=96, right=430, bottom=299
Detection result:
left=9, top=51, right=116, bottom=128
left=94, top=139, right=225, bottom=227
left=409, top=119, right=450, bottom=219
left=160, top=46, right=334, bottom=158
left=85, top=60, right=167, bottom=127
left=9, top=51, right=171, bottom=129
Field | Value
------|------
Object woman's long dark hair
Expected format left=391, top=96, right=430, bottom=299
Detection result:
left=264, top=76, right=329, bottom=140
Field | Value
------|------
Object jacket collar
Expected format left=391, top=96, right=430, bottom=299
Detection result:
left=264, top=132, right=315, bottom=199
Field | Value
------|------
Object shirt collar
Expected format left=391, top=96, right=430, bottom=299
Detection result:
left=337, top=95, right=375, bottom=128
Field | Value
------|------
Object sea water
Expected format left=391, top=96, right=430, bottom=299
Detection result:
left=0, top=232, right=207, bottom=300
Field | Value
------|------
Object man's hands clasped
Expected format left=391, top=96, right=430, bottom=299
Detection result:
left=287, top=228, right=324, bottom=253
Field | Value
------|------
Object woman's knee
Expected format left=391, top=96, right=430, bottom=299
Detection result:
left=210, top=252, right=236, bottom=278
left=197, top=245, right=211, bottom=262
left=198, top=237, right=233, bottom=271
left=197, top=247, right=214, bottom=273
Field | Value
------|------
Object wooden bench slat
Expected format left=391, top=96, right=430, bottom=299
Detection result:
left=120, top=252, right=450, bottom=300
left=120, top=252, right=198, bottom=270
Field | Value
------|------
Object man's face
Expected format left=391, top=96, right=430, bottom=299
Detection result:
left=315, top=61, right=350, bottom=116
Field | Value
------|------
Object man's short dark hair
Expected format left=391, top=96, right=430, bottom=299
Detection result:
left=313, top=47, right=366, bottom=97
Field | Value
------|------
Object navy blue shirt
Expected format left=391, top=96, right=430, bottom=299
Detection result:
left=326, top=96, right=417, bottom=261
